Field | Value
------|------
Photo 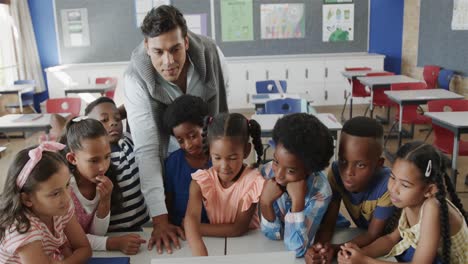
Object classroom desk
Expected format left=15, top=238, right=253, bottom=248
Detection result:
left=341, top=70, right=389, bottom=121
left=424, top=111, right=468, bottom=186
left=0, top=84, right=35, bottom=113
left=247, top=93, right=315, bottom=112
left=0, top=113, right=71, bottom=140
left=357, top=75, right=421, bottom=118
left=64, top=83, right=114, bottom=97
left=384, top=89, right=464, bottom=148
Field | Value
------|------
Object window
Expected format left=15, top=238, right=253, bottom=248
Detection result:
left=0, top=3, right=18, bottom=85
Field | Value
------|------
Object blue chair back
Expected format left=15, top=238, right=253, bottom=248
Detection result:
left=13, top=80, right=35, bottom=105
left=437, top=69, right=455, bottom=90
left=256, top=80, right=287, bottom=94
left=265, top=98, right=307, bottom=114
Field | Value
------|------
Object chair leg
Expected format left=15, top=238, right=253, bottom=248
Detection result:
left=341, top=94, right=349, bottom=122
left=363, top=105, right=370, bottom=117
left=384, top=121, right=398, bottom=149
left=423, top=127, right=433, bottom=142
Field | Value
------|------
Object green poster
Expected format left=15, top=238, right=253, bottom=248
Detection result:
left=221, top=0, right=254, bottom=42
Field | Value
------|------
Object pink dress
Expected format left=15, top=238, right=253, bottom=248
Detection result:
left=192, top=166, right=265, bottom=228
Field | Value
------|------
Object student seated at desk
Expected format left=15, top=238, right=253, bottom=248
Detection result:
left=162, top=95, right=211, bottom=227
left=337, top=142, right=468, bottom=264
left=61, top=118, right=145, bottom=255
left=85, top=98, right=150, bottom=233
left=259, top=113, right=334, bottom=258
left=307, top=117, right=396, bottom=264
left=185, top=113, right=265, bottom=256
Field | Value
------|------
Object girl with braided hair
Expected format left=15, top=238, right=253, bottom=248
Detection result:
left=185, top=113, right=264, bottom=256
left=338, top=142, right=467, bottom=264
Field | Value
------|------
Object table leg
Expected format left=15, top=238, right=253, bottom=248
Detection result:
left=369, top=88, right=374, bottom=118
left=451, top=133, right=459, bottom=187
left=398, top=105, right=403, bottom=147
left=333, top=130, right=338, bottom=161
left=18, top=91, right=24, bottom=113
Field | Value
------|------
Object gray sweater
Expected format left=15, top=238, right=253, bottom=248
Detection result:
left=124, top=32, right=228, bottom=217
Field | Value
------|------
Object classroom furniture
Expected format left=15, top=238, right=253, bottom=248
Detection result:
left=384, top=89, right=464, bottom=149
left=367, top=72, right=396, bottom=122
left=264, top=98, right=307, bottom=115
left=256, top=80, right=287, bottom=94
left=437, top=69, right=455, bottom=91
left=340, top=67, right=371, bottom=121
left=46, top=98, right=81, bottom=117
left=153, top=252, right=295, bottom=264
left=64, top=81, right=115, bottom=97
left=248, top=93, right=301, bottom=113
left=427, top=99, right=468, bottom=186
left=0, top=82, right=35, bottom=114
left=422, top=65, right=441, bottom=88
left=0, top=114, right=68, bottom=136
left=419, top=0, right=468, bottom=75
left=4, top=80, right=37, bottom=113
left=357, top=75, right=421, bottom=118
left=95, top=77, right=118, bottom=99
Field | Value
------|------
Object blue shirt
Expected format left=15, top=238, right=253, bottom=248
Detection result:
left=164, top=149, right=210, bottom=226
left=260, top=161, right=332, bottom=257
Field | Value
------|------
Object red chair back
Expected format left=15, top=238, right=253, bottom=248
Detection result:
left=391, top=82, right=429, bottom=124
left=423, top=65, right=441, bottom=89
left=428, top=99, right=468, bottom=154
left=46, top=98, right=81, bottom=117
left=368, top=72, right=395, bottom=107
left=96, top=77, right=117, bottom=99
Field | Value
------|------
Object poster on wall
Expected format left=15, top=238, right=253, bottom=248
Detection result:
left=452, top=0, right=468, bottom=30
left=185, top=13, right=208, bottom=36
left=260, top=4, right=305, bottom=39
left=60, top=8, right=90, bottom=47
left=221, top=0, right=254, bottom=42
left=135, top=0, right=171, bottom=27
left=322, top=4, right=354, bottom=42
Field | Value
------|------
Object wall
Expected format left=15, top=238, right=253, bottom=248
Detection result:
left=401, top=0, right=468, bottom=97
left=369, top=0, right=404, bottom=74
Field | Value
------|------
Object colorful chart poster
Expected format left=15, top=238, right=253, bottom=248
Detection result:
left=260, top=4, right=305, bottom=39
left=185, top=14, right=208, bottom=36
left=221, top=0, right=254, bottom=42
left=452, top=0, right=468, bottom=30
left=322, top=4, right=354, bottom=42
left=135, top=0, right=170, bottom=27
left=61, top=8, right=90, bottom=47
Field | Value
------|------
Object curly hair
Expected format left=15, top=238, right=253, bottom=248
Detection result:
left=272, top=113, right=334, bottom=173
left=0, top=147, right=68, bottom=243
left=396, top=141, right=467, bottom=264
left=140, top=5, right=187, bottom=38
left=163, top=95, right=209, bottom=135
left=59, top=118, right=123, bottom=212
left=84, top=97, right=116, bottom=116
left=202, top=113, right=263, bottom=167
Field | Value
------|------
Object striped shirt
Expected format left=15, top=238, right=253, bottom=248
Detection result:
left=0, top=202, right=74, bottom=263
left=260, top=161, right=332, bottom=258
left=109, top=133, right=150, bottom=232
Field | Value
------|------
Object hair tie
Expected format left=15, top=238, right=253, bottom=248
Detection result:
left=16, top=141, right=66, bottom=189
left=425, top=160, right=432, bottom=178
left=72, top=116, right=89, bottom=122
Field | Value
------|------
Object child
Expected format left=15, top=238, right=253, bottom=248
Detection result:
left=307, top=116, right=395, bottom=263
left=62, top=118, right=145, bottom=255
left=260, top=113, right=334, bottom=258
left=338, top=142, right=467, bottom=264
left=162, top=95, right=210, bottom=226
left=85, top=97, right=150, bottom=232
left=0, top=142, right=91, bottom=263
left=185, top=113, right=265, bottom=256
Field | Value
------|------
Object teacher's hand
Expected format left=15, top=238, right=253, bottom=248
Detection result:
left=148, top=214, right=186, bottom=254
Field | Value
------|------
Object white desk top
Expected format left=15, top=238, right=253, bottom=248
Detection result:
left=251, top=113, right=342, bottom=133
left=152, top=252, right=295, bottom=264
left=357, top=75, right=421, bottom=87
left=424, top=111, right=468, bottom=129
left=341, top=70, right=387, bottom=79
left=92, top=232, right=225, bottom=263
left=384, top=89, right=464, bottom=104
left=0, top=84, right=35, bottom=93
left=0, top=114, right=53, bottom=129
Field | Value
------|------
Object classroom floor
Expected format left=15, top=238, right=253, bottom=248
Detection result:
left=0, top=104, right=467, bottom=211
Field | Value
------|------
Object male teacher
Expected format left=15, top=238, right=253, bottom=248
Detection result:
left=124, top=5, right=229, bottom=254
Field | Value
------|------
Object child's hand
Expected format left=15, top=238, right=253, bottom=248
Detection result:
left=337, top=243, right=366, bottom=264
left=96, top=175, right=113, bottom=202
left=305, top=243, right=335, bottom=264
left=261, top=179, right=285, bottom=204
left=286, top=179, right=307, bottom=212
left=114, top=234, right=147, bottom=255
left=60, top=240, right=73, bottom=258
